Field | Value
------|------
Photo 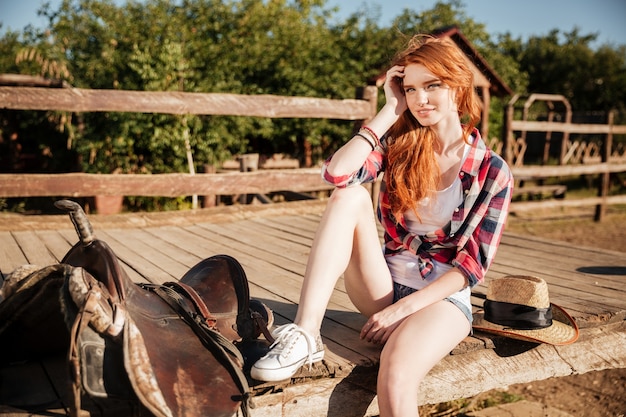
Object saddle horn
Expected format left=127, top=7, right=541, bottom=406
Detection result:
left=54, top=200, right=95, bottom=246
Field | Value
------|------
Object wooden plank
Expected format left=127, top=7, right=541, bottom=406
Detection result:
left=151, top=225, right=313, bottom=303
left=56, top=228, right=148, bottom=284
left=493, top=245, right=626, bottom=291
left=251, top=322, right=626, bottom=416
left=0, top=170, right=330, bottom=198
left=0, top=232, right=28, bottom=279
left=511, top=194, right=626, bottom=212
left=34, top=230, right=73, bottom=262
left=510, top=119, right=626, bottom=135
left=511, top=184, right=566, bottom=198
left=193, top=223, right=308, bottom=278
left=0, top=86, right=374, bottom=120
left=471, top=233, right=626, bottom=326
left=248, top=217, right=315, bottom=246
left=10, top=231, right=57, bottom=266
left=501, top=233, right=626, bottom=267
left=419, top=322, right=626, bottom=405
left=200, top=221, right=310, bottom=271
left=252, top=376, right=379, bottom=417
left=93, top=229, right=179, bottom=284
left=486, top=238, right=626, bottom=315
left=511, top=162, right=626, bottom=179
left=98, top=229, right=191, bottom=280
left=135, top=228, right=206, bottom=268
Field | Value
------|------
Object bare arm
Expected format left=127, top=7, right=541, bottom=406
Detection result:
left=326, top=66, right=407, bottom=177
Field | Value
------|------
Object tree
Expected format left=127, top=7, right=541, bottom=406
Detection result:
left=515, top=28, right=626, bottom=113
left=1, top=0, right=625, bottom=211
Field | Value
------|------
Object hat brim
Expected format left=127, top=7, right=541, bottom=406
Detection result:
left=472, top=303, right=579, bottom=345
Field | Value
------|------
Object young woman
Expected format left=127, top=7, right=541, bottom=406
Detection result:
left=251, top=35, right=513, bottom=416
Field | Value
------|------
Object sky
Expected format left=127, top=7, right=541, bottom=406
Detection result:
left=1, top=0, right=625, bottom=48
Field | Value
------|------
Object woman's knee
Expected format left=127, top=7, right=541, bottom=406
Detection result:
left=379, top=345, right=423, bottom=387
left=327, top=185, right=373, bottom=212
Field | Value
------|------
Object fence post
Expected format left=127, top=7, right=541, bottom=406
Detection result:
left=594, top=111, right=614, bottom=221
left=502, top=94, right=518, bottom=165
left=203, top=164, right=217, bottom=208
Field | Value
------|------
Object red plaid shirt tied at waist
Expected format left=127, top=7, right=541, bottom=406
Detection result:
left=321, top=128, right=513, bottom=288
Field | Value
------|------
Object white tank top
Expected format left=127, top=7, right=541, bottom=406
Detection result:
left=386, top=140, right=471, bottom=289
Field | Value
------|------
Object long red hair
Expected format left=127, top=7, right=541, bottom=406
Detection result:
left=384, top=35, right=482, bottom=222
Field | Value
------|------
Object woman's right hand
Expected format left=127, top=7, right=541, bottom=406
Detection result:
left=383, top=65, right=408, bottom=116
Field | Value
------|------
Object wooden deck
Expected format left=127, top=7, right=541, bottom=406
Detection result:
left=1, top=200, right=625, bottom=417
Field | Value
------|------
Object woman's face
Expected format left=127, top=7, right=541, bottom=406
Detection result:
left=401, top=63, right=458, bottom=127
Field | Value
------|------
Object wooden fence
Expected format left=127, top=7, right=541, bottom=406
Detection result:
left=0, top=83, right=377, bottom=205
left=1, top=86, right=625, bottom=220
left=503, top=93, right=626, bottom=220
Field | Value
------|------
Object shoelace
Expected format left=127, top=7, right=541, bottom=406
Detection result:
left=269, top=324, right=317, bottom=368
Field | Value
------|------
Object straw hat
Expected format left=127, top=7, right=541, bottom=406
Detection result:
left=472, top=275, right=579, bottom=345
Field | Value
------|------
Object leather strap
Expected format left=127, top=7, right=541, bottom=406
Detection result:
left=251, top=310, right=275, bottom=344
left=68, top=290, right=99, bottom=417
left=165, top=281, right=218, bottom=328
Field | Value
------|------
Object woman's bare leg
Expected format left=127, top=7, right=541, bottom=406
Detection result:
left=376, top=300, right=471, bottom=417
left=295, top=185, right=394, bottom=334
left=251, top=185, right=394, bottom=382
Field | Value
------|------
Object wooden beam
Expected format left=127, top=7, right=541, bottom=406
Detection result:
left=510, top=120, right=626, bottom=135
left=250, top=323, right=626, bottom=416
left=0, top=170, right=332, bottom=198
left=511, top=162, right=626, bottom=179
left=510, top=195, right=626, bottom=212
left=0, top=86, right=373, bottom=120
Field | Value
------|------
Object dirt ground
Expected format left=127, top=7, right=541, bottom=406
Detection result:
left=422, top=206, right=626, bottom=417
left=504, top=206, right=626, bottom=254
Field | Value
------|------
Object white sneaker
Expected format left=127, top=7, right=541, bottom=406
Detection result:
left=250, top=323, right=324, bottom=382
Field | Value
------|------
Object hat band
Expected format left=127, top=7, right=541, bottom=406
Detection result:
left=484, top=300, right=553, bottom=330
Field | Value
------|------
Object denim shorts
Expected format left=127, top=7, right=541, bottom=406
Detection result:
left=393, top=282, right=473, bottom=327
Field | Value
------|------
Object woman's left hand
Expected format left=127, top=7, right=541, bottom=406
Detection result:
left=382, top=65, right=408, bottom=115
left=360, top=302, right=410, bottom=344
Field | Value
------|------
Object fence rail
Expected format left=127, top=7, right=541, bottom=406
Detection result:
left=0, top=169, right=330, bottom=198
left=0, top=86, right=376, bottom=120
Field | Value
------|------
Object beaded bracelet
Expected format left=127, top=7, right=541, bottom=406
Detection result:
left=359, top=126, right=380, bottom=147
left=355, top=132, right=375, bottom=151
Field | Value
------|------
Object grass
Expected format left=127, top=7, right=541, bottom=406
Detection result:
left=418, top=390, right=525, bottom=416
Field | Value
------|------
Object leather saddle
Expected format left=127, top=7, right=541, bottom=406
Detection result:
left=0, top=200, right=273, bottom=417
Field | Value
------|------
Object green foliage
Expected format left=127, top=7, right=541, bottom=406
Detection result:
left=1, top=0, right=625, bottom=185
left=513, top=29, right=626, bottom=112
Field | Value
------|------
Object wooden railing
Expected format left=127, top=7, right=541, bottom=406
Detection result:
left=0, top=85, right=376, bottom=119
left=503, top=94, right=626, bottom=220
left=1, top=87, right=625, bottom=220
left=0, top=83, right=377, bottom=206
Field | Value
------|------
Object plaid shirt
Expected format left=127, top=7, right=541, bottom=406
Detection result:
left=321, top=128, right=513, bottom=288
